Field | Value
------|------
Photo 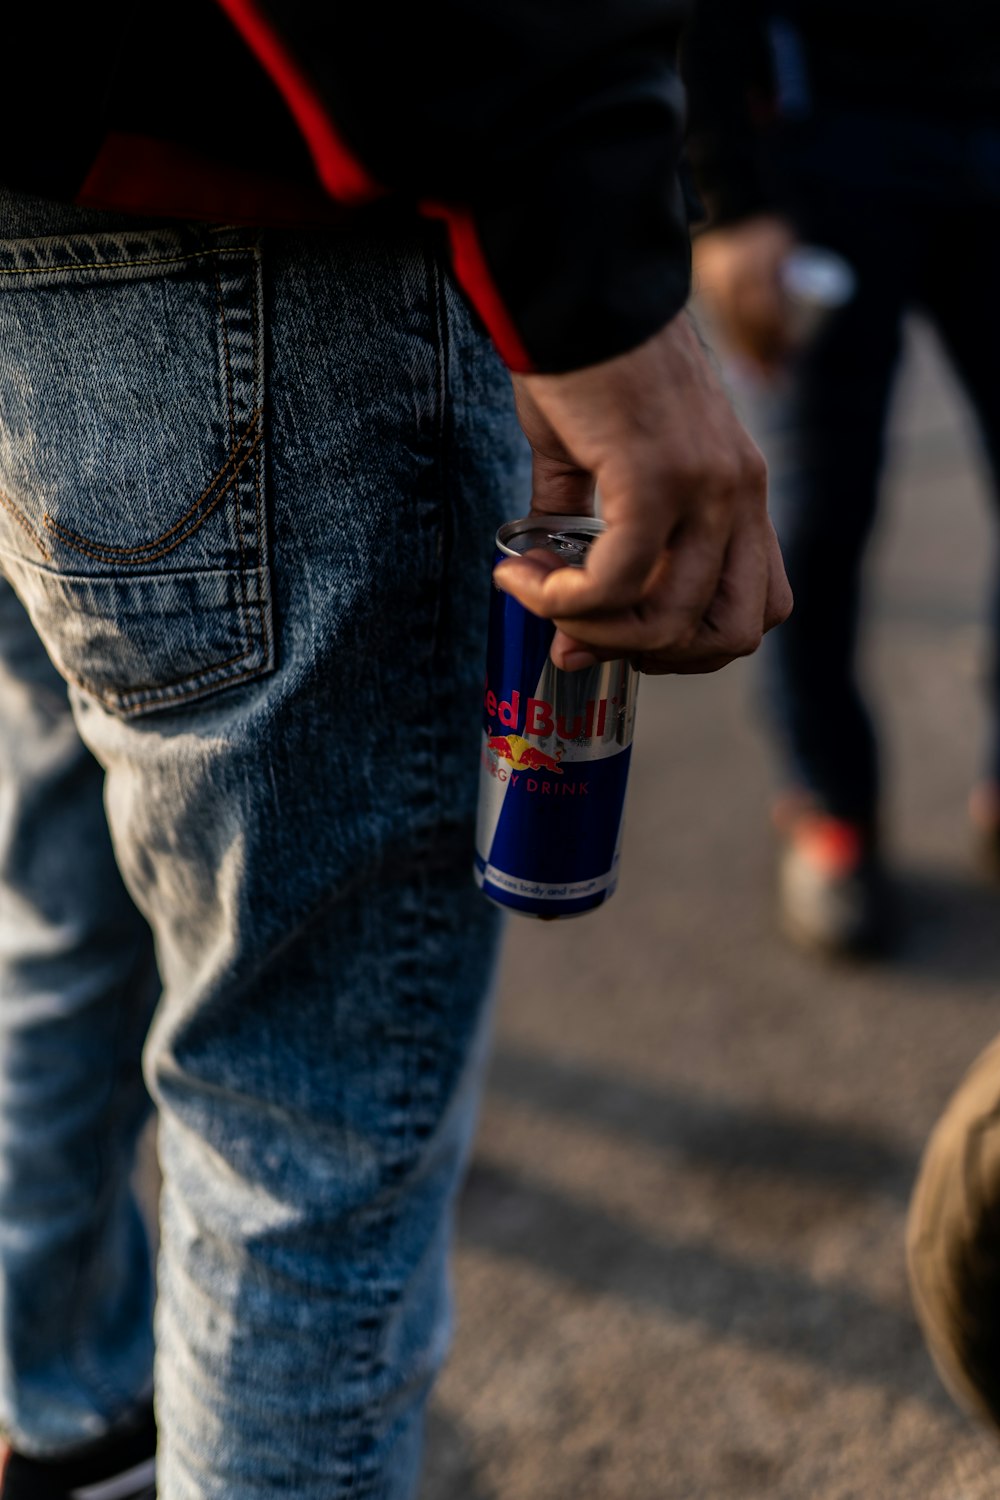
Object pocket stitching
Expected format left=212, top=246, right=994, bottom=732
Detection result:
left=0, top=489, right=50, bottom=560
left=113, top=657, right=270, bottom=711
left=42, top=428, right=262, bottom=565
left=65, top=649, right=265, bottom=710
left=0, top=247, right=258, bottom=279
left=6, top=233, right=272, bottom=716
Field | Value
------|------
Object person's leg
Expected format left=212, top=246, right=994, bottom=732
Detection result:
left=735, top=203, right=910, bottom=952
left=0, top=195, right=525, bottom=1498
left=916, top=206, right=1000, bottom=841
left=760, top=240, right=905, bottom=825
left=0, top=576, right=158, bottom=1453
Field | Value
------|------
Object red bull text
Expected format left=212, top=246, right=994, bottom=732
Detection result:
left=475, top=516, right=639, bottom=918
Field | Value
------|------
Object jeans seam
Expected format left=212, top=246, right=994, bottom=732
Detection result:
left=324, top=246, right=459, bottom=1471
left=249, top=244, right=269, bottom=663
left=211, top=250, right=255, bottom=667
left=342, top=872, right=448, bottom=1497
left=210, top=234, right=269, bottom=667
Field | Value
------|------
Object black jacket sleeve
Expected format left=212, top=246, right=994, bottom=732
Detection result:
left=215, top=0, right=695, bottom=372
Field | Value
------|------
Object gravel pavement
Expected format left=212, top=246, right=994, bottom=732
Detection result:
left=422, top=321, right=1000, bottom=1500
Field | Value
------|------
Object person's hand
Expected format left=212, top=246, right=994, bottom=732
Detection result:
left=693, top=215, right=797, bottom=375
left=497, top=311, right=792, bottom=675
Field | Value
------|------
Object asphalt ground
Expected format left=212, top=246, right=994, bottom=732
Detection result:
left=422, top=321, right=1000, bottom=1500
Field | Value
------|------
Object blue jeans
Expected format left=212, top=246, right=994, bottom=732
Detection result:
left=753, top=113, right=1000, bottom=821
left=0, top=188, right=525, bottom=1496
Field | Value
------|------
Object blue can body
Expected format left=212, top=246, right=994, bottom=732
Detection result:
left=474, top=518, right=639, bottom=919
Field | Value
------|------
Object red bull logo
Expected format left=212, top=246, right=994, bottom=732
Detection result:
left=483, top=685, right=610, bottom=741
left=482, top=734, right=586, bottom=795
left=486, top=734, right=564, bottom=774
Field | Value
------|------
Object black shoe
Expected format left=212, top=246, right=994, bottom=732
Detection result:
left=0, top=1403, right=155, bottom=1499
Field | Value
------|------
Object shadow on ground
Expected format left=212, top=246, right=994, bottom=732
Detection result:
left=423, top=1410, right=498, bottom=1500
left=487, top=1047, right=916, bottom=1204
left=892, top=866, right=1000, bottom=989
left=456, top=1149, right=945, bottom=1413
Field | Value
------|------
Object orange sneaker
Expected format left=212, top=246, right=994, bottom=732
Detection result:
left=776, top=806, right=892, bottom=956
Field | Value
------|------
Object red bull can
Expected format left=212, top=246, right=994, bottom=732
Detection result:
left=475, top=516, right=640, bottom=918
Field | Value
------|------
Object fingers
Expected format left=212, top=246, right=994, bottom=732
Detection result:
left=496, top=478, right=736, bottom=627
left=495, top=505, right=669, bottom=619
left=763, top=520, right=794, bottom=630
left=541, top=512, right=787, bottom=676
left=503, top=316, right=787, bottom=677
left=550, top=627, right=598, bottom=672
left=693, top=217, right=798, bottom=373
left=497, top=494, right=757, bottom=653
left=511, top=375, right=596, bottom=518
left=698, top=510, right=771, bottom=654
left=528, top=450, right=597, bottom=519
left=494, top=548, right=566, bottom=598
left=732, top=271, right=794, bottom=371
left=649, top=653, right=738, bottom=676
left=499, top=437, right=768, bottom=633
left=502, top=527, right=724, bottom=657
left=634, top=521, right=788, bottom=675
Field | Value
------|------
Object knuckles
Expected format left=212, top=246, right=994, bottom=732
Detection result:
left=741, top=440, right=768, bottom=489
left=705, top=621, right=764, bottom=662
left=646, top=442, right=768, bottom=509
left=638, top=611, right=700, bottom=653
left=769, top=585, right=794, bottom=629
left=732, top=626, right=765, bottom=658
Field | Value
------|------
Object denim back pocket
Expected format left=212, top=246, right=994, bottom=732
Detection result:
left=0, top=223, right=273, bottom=716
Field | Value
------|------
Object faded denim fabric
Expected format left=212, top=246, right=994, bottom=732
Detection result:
left=0, top=575, right=158, bottom=1449
left=0, top=189, right=525, bottom=1497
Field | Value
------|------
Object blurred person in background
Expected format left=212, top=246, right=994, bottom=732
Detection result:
left=682, top=1, right=1000, bottom=1446
left=0, top=4, right=788, bottom=1498
left=683, top=0, right=1000, bottom=956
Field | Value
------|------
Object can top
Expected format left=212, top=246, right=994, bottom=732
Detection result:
left=497, top=514, right=605, bottom=564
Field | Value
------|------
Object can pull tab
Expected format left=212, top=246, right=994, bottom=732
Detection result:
left=547, top=530, right=594, bottom=566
